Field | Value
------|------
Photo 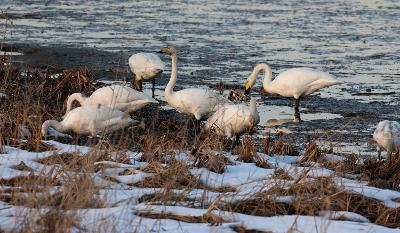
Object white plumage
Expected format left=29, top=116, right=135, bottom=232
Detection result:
left=373, top=120, right=400, bottom=160
left=65, top=85, right=158, bottom=115
left=245, top=64, right=341, bottom=121
left=205, top=97, right=259, bottom=139
left=42, top=105, right=138, bottom=137
left=128, top=53, right=165, bottom=97
left=159, top=47, right=231, bottom=120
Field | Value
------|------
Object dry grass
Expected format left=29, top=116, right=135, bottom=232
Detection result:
left=1, top=60, right=399, bottom=231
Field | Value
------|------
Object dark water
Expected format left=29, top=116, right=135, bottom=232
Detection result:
left=1, top=0, right=400, bottom=155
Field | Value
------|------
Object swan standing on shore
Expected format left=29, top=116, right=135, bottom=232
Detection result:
left=42, top=105, right=139, bottom=137
left=373, top=120, right=400, bottom=161
left=205, top=97, right=259, bottom=142
left=158, top=46, right=231, bottom=128
left=65, top=85, right=158, bottom=115
left=129, top=53, right=165, bottom=98
left=244, top=64, right=340, bottom=122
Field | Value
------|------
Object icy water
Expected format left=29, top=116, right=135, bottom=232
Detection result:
left=1, top=0, right=400, bottom=154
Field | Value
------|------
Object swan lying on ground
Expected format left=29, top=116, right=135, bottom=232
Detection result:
left=158, top=46, right=231, bottom=128
left=244, top=64, right=340, bottom=122
left=65, top=85, right=158, bottom=115
left=129, top=52, right=165, bottom=98
left=42, top=105, right=139, bottom=137
left=373, top=120, right=400, bottom=161
left=205, top=97, right=259, bottom=142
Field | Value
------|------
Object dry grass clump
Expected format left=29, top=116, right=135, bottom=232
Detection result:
left=134, top=160, right=199, bottom=189
left=226, top=194, right=293, bottom=217
left=235, top=136, right=271, bottom=168
left=298, top=140, right=322, bottom=164
left=0, top=62, right=97, bottom=146
left=10, top=139, right=55, bottom=152
left=35, top=209, right=81, bottom=233
left=358, top=157, right=400, bottom=191
left=231, top=177, right=400, bottom=228
left=136, top=210, right=226, bottom=225
left=36, top=149, right=131, bottom=173
left=231, top=225, right=272, bottom=233
left=266, top=134, right=299, bottom=156
left=191, top=148, right=230, bottom=174
left=138, top=191, right=193, bottom=205
left=271, top=168, right=293, bottom=180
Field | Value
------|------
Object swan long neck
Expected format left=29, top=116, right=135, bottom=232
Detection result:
left=248, top=63, right=272, bottom=88
left=41, top=120, right=66, bottom=136
left=66, top=93, right=88, bottom=113
left=249, top=98, right=257, bottom=115
left=165, top=51, right=177, bottom=101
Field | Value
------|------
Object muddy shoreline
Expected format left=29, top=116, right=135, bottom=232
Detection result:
left=2, top=42, right=399, bottom=155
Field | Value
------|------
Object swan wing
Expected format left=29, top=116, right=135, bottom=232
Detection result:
left=170, top=88, right=231, bottom=119
left=90, top=85, right=157, bottom=107
left=271, top=68, right=339, bottom=97
left=374, top=120, right=400, bottom=150
left=128, top=53, right=165, bottom=78
left=206, top=104, right=253, bottom=137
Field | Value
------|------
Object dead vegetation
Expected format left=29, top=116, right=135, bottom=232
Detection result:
left=1, top=60, right=399, bottom=231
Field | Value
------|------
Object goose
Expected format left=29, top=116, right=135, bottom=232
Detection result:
left=128, top=52, right=165, bottom=97
left=42, top=105, right=139, bottom=137
left=244, top=64, right=341, bottom=122
left=65, top=85, right=158, bottom=115
left=205, top=97, right=259, bottom=142
left=373, top=120, right=400, bottom=161
left=158, top=46, right=231, bottom=128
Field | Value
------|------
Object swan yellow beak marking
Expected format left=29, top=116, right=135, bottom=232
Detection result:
left=161, top=47, right=170, bottom=53
left=248, top=121, right=254, bottom=130
left=245, top=82, right=251, bottom=91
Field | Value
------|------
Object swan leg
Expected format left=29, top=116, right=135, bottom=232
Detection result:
left=377, top=148, right=381, bottom=161
left=294, top=98, right=302, bottom=122
left=152, top=79, right=156, bottom=98
left=235, top=134, right=240, bottom=145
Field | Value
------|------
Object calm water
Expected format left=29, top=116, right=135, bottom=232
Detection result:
left=1, top=0, right=400, bottom=154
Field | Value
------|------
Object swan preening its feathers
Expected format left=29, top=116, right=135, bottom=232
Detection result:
left=205, top=97, right=259, bottom=140
left=65, top=85, right=158, bottom=115
left=129, top=53, right=165, bottom=97
left=42, top=105, right=139, bottom=137
left=245, top=64, right=340, bottom=121
left=158, top=46, right=231, bottom=121
left=373, top=120, right=400, bottom=161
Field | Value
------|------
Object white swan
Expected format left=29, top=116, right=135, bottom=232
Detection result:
left=245, top=64, right=341, bottom=121
left=65, top=85, right=158, bottom=115
left=205, top=97, right=259, bottom=141
left=128, top=53, right=165, bottom=97
left=42, top=104, right=139, bottom=137
left=373, top=120, right=400, bottom=161
left=158, top=46, right=231, bottom=121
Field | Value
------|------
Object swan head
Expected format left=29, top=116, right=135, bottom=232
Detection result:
left=244, top=79, right=252, bottom=95
left=158, top=46, right=176, bottom=55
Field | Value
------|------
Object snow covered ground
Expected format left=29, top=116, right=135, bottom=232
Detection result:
left=0, top=140, right=399, bottom=232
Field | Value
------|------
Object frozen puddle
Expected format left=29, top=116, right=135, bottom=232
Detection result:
left=0, top=51, right=23, bottom=56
